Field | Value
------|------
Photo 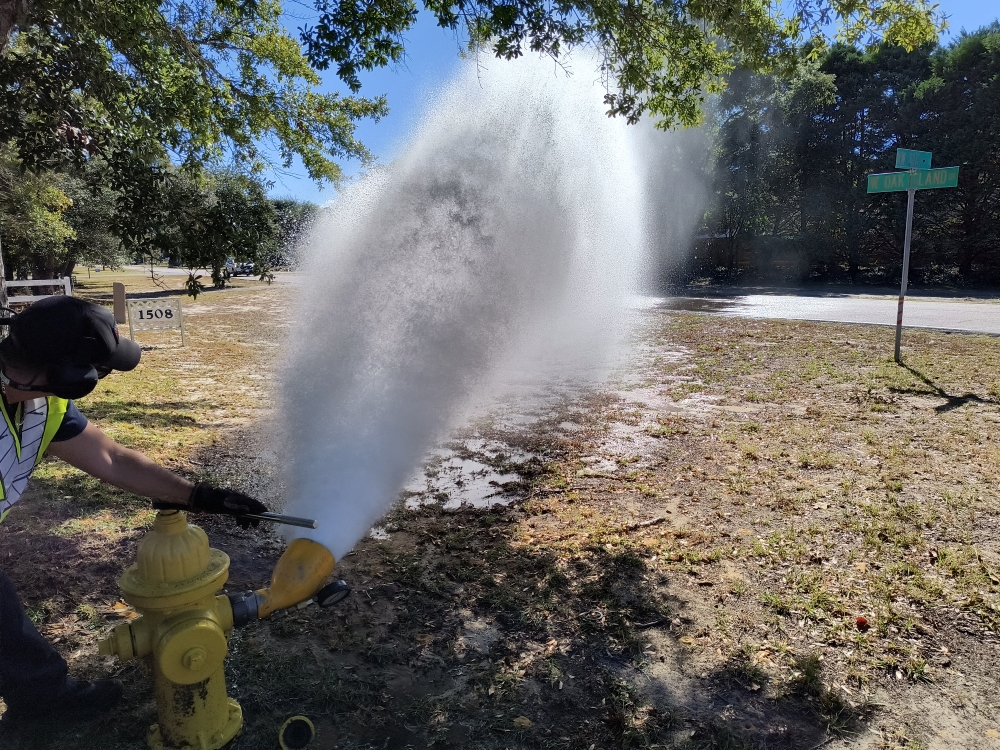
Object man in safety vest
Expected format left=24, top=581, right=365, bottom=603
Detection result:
left=0, top=296, right=268, bottom=723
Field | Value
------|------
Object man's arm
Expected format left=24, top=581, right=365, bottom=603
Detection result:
left=47, top=423, right=193, bottom=506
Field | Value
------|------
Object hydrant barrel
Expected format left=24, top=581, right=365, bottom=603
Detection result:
left=108, top=511, right=243, bottom=750
left=148, top=669, right=242, bottom=750
left=100, top=511, right=339, bottom=749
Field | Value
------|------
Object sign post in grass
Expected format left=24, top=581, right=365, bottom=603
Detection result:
left=867, top=149, right=960, bottom=363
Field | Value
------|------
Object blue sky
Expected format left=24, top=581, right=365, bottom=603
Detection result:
left=265, top=0, right=999, bottom=204
left=265, top=7, right=462, bottom=203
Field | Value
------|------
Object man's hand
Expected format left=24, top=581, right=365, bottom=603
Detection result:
left=155, top=484, right=269, bottom=528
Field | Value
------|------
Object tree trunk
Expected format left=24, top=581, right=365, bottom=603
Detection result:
left=0, top=0, right=28, bottom=52
left=0, top=235, right=7, bottom=309
left=31, top=255, right=61, bottom=295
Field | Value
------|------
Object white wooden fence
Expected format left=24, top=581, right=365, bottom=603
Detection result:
left=5, top=277, right=73, bottom=304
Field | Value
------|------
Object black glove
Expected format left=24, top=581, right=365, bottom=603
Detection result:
left=154, top=484, right=269, bottom=528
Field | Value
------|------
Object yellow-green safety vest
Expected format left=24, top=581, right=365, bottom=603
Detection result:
left=0, top=396, right=69, bottom=523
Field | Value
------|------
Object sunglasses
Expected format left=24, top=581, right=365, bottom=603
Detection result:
left=0, top=368, right=50, bottom=392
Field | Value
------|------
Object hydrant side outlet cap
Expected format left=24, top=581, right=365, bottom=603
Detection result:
left=156, top=616, right=227, bottom=685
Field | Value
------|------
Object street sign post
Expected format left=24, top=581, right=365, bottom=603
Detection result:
left=867, top=149, right=960, bottom=363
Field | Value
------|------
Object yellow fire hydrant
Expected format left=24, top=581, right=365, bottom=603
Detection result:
left=98, top=510, right=338, bottom=750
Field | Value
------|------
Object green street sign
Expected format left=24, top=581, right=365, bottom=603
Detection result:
left=866, top=166, right=960, bottom=193
left=910, top=166, right=959, bottom=190
left=867, top=171, right=911, bottom=193
left=895, top=148, right=932, bottom=170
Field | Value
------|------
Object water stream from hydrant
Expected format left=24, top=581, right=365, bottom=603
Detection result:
left=280, top=52, right=702, bottom=558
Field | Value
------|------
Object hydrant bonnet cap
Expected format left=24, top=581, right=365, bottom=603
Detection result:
left=135, top=513, right=210, bottom=582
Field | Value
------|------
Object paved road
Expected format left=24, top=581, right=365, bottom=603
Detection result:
left=657, top=294, right=1000, bottom=335
left=90, top=273, right=1000, bottom=334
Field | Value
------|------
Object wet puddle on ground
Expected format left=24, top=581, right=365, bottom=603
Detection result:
left=393, top=308, right=710, bottom=515
left=654, top=297, right=743, bottom=314
left=398, top=373, right=606, bottom=511
left=402, top=441, right=528, bottom=509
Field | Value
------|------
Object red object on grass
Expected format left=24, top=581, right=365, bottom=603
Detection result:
left=856, top=616, right=870, bottom=631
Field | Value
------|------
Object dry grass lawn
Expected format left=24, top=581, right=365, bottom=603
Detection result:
left=1, top=287, right=998, bottom=750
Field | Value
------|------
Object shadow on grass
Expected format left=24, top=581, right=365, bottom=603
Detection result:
left=25, top=473, right=155, bottom=517
left=81, top=400, right=202, bottom=428
left=1, top=451, right=863, bottom=750
left=894, top=363, right=998, bottom=413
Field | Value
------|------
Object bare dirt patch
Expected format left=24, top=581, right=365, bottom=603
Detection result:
left=2, top=295, right=999, bottom=750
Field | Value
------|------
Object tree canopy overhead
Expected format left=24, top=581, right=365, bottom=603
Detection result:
left=0, top=0, right=949, bottom=284
left=689, top=22, right=1000, bottom=287
left=0, top=0, right=386, bottom=279
left=0, top=0, right=943, bottom=185
left=0, top=0, right=387, bottom=187
left=303, top=0, right=944, bottom=128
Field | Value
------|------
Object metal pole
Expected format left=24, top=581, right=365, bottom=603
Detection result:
left=177, top=299, right=186, bottom=347
left=241, top=512, right=318, bottom=529
left=894, top=187, right=916, bottom=364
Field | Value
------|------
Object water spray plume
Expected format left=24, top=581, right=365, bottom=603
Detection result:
left=281, top=54, right=691, bottom=559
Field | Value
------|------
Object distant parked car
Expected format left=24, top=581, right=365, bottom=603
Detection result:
left=223, top=258, right=254, bottom=277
